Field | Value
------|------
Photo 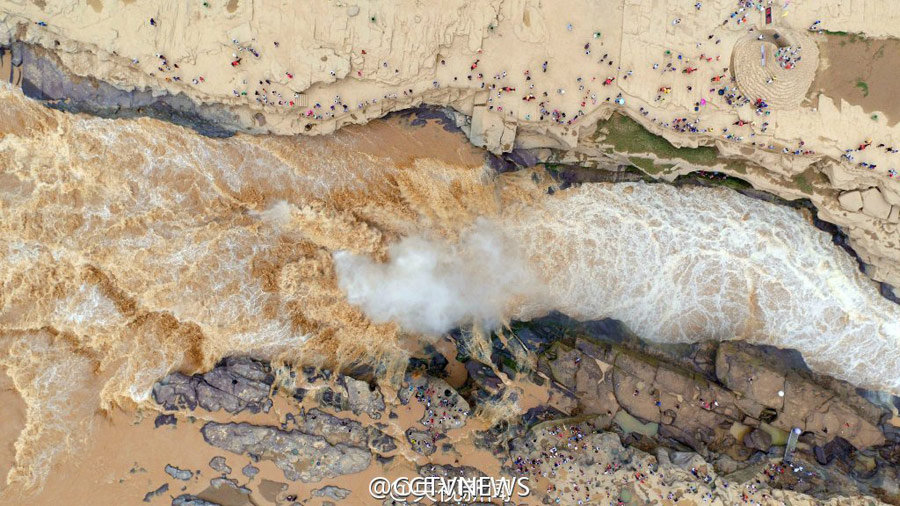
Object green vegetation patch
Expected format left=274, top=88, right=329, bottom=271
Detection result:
left=629, top=156, right=673, bottom=175
left=826, top=31, right=867, bottom=46
left=594, top=114, right=720, bottom=167
left=855, top=79, right=870, bottom=97
left=792, top=166, right=824, bottom=195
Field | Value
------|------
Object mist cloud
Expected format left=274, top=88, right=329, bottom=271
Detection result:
left=333, top=220, right=543, bottom=334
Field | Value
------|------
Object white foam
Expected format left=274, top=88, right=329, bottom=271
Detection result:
left=499, top=182, right=900, bottom=393
left=334, top=219, right=544, bottom=335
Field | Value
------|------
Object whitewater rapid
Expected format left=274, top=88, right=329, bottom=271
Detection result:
left=503, top=183, right=900, bottom=392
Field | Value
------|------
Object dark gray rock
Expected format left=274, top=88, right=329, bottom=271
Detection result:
left=201, top=422, right=371, bottom=482
left=154, top=414, right=177, bottom=428
left=208, top=456, right=231, bottom=474
left=15, top=43, right=238, bottom=138
left=164, top=464, right=193, bottom=481
left=342, top=377, right=386, bottom=419
left=814, top=437, right=854, bottom=466
left=142, top=483, right=168, bottom=502
left=241, top=463, right=259, bottom=478
left=209, top=477, right=252, bottom=495
left=171, top=495, right=220, bottom=506
left=153, top=357, right=274, bottom=415
left=312, top=485, right=352, bottom=500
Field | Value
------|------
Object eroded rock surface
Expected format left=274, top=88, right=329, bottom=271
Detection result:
left=200, top=422, right=371, bottom=483
left=153, top=357, right=274, bottom=415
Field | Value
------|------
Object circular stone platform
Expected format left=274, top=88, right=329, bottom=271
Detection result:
left=731, top=29, right=819, bottom=110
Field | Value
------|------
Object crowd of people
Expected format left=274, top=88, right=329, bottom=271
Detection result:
left=32, top=0, right=900, bottom=185
left=509, top=420, right=824, bottom=505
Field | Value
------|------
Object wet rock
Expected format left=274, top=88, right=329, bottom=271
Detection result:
left=546, top=381, right=578, bottom=416
left=342, top=377, right=386, bottom=420
left=293, top=408, right=396, bottom=454
left=716, top=343, right=885, bottom=449
left=545, top=343, right=580, bottom=389
left=16, top=43, right=237, bottom=138
left=164, top=464, right=194, bottom=481
left=209, top=477, right=252, bottom=496
left=571, top=343, right=618, bottom=418
left=408, top=345, right=450, bottom=378
left=772, top=373, right=833, bottom=431
left=201, top=422, right=371, bottom=482
left=368, top=432, right=398, bottom=454
left=154, top=414, right=177, bottom=428
left=464, top=361, right=503, bottom=395
left=142, top=483, right=168, bottom=502
left=241, top=463, right=259, bottom=478
left=171, top=495, right=220, bottom=506
left=318, top=387, right=344, bottom=412
left=208, top=456, right=231, bottom=474
left=312, top=485, right=352, bottom=500
left=153, top=357, right=274, bottom=415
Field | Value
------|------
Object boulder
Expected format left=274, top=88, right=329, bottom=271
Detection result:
left=860, top=187, right=892, bottom=220
left=241, top=463, right=259, bottom=478
left=838, top=190, right=863, bottom=212
left=343, top=377, right=386, bottom=420
left=208, top=456, right=231, bottom=474
left=142, top=484, right=168, bottom=503
left=164, top=464, right=193, bottom=481
left=313, top=486, right=351, bottom=500
left=153, top=357, right=274, bottom=415
left=546, top=344, right=580, bottom=389
left=154, top=414, right=177, bottom=428
left=814, top=437, right=854, bottom=465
